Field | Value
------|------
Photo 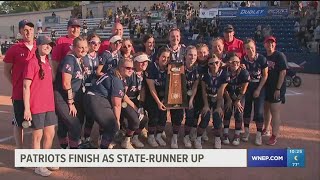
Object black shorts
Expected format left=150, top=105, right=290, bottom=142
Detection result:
left=265, top=85, right=286, bottom=104
left=31, top=111, right=58, bottom=130
left=12, top=100, right=25, bottom=127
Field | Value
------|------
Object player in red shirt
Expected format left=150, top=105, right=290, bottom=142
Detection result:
left=51, top=18, right=81, bottom=80
left=223, top=24, right=245, bottom=59
left=23, top=36, right=57, bottom=177
left=3, top=19, right=36, bottom=149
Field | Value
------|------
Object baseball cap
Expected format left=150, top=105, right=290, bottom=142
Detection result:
left=134, top=54, right=150, bottom=62
left=264, top=36, right=276, bottom=44
left=224, top=24, right=234, bottom=32
left=36, top=35, right=55, bottom=47
left=67, top=18, right=81, bottom=27
left=19, top=19, right=34, bottom=29
left=109, top=35, right=122, bottom=43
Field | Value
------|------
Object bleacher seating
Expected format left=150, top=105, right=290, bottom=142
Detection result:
left=39, top=18, right=130, bottom=39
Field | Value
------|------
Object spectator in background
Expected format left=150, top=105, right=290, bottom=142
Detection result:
left=36, top=19, right=43, bottom=33
left=52, top=12, right=56, bottom=17
left=254, top=25, right=263, bottom=43
left=297, top=26, right=308, bottom=47
left=82, top=20, right=88, bottom=36
left=262, top=25, right=272, bottom=38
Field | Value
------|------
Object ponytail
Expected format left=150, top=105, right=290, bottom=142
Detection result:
left=36, top=49, right=45, bottom=80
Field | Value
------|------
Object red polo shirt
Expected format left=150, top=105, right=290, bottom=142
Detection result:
left=224, top=37, right=245, bottom=59
left=51, top=36, right=74, bottom=62
left=98, top=40, right=110, bottom=55
left=3, top=40, right=37, bottom=100
left=23, top=57, right=55, bottom=114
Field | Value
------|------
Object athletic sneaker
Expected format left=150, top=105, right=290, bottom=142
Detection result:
left=108, top=141, right=117, bottom=149
left=132, top=135, right=144, bottom=148
left=148, top=135, right=159, bottom=147
left=156, top=133, right=167, bottom=146
left=241, top=128, right=250, bottom=142
left=183, top=135, right=192, bottom=148
left=232, top=135, right=241, bottom=146
left=222, top=134, right=230, bottom=145
left=214, top=137, right=222, bottom=149
left=171, top=134, right=178, bottom=149
left=267, top=135, right=277, bottom=146
left=47, top=167, right=59, bottom=171
left=262, top=129, right=271, bottom=136
left=194, top=137, right=202, bottom=149
left=121, top=137, right=135, bottom=149
left=34, top=167, right=52, bottom=177
left=161, top=131, right=167, bottom=139
left=255, top=132, right=262, bottom=146
left=202, top=130, right=209, bottom=141
left=140, top=128, right=148, bottom=139
left=79, top=138, right=96, bottom=149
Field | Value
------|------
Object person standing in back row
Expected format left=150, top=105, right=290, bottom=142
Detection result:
left=3, top=19, right=36, bottom=149
left=223, top=24, right=245, bottom=59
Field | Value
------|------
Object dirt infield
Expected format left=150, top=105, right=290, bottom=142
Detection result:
left=0, top=61, right=319, bottom=180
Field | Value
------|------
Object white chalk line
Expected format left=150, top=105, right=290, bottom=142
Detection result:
left=0, top=131, right=32, bottom=143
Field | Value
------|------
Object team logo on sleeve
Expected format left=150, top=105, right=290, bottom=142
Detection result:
left=119, top=90, right=124, bottom=96
left=65, top=64, right=72, bottom=72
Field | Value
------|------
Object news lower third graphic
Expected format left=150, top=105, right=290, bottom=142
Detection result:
left=15, top=149, right=304, bottom=168
left=247, top=149, right=305, bottom=167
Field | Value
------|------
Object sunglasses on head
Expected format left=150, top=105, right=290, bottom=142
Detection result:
left=89, top=41, right=101, bottom=45
left=208, top=61, right=220, bottom=66
left=114, top=40, right=122, bottom=45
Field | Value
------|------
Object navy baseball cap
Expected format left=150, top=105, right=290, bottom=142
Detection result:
left=67, top=18, right=81, bottom=27
left=36, top=35, right=55, bottom=47
left=19, top=19, right=34, bottom=29
left=224, top=24, right=234, bottom=32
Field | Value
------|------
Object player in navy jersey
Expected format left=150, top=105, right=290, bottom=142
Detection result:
left=200, top=54, right=229, bottom=149
left=211, top=37, right=227, bottom=65
left=120, top=53, right=150, bottom=148
left=83, top=58, right=134, bottom=149
left=145, top=47, right=184, bottom=148
left=141, top=34, right=157, bottom=62
left=54, top=36, right=88, bottom=149
left=241, top=39, right=268, bottom=146
left=222, top=52, right=250, bottom=146
left=182, top=46, right=200, bottom=148
left=120, top=38, right=134, bottom=60
left=166, top=28, right=186, bottom=63
left=96, top=35, right=122, bottom=76
left=190, top=43, right=210, bottom=142
left=78, top=33, right=101, bottom=148
left=263, top=36, right=288, bottom=146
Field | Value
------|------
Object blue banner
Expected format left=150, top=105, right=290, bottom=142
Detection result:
left=268, top=7, right=289, bottom=17
left=218, top=9, right=238, bottom=17
left=247, top=149, right=287, bottom=167
left=237, top=7, right=267, bottom=17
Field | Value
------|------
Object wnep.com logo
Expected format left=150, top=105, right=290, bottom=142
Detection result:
left=247, top=149, right=287, bottom=167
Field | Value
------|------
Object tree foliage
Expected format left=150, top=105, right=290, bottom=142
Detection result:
left=0, top=1, right=80, bottom=14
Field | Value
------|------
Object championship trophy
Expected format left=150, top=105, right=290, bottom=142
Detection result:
left=164, top=62, right=188, bottom=109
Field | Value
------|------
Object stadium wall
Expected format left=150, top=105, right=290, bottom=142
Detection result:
left=0, top=7, right=73, bottom=39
